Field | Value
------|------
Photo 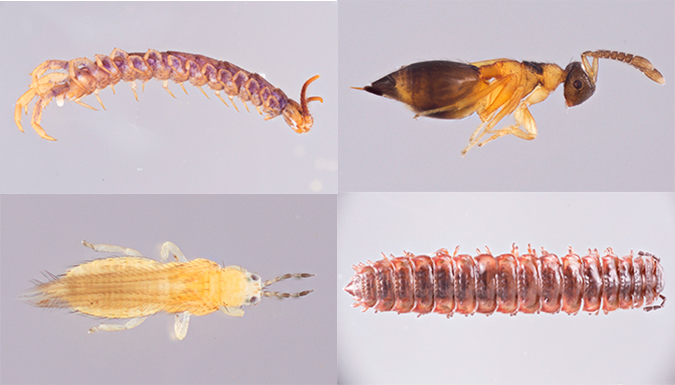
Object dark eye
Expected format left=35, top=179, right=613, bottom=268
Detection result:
left=573, top=80, right=583, bottom=90
left=249, top=296, right=259, bottom=304
left=250, top=273, right=260, bottom=281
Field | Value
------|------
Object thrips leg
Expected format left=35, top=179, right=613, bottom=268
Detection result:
left=219, top=306, right=245, bottom=317
left=89, top=317, right=147, bottom=334
left=82, top=240, right=144, bottom=257
left=174, top=311, right=191, bottom=340
left=160, top=242, right=187, bottom=262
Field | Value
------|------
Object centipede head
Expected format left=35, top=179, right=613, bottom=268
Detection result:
left=282, top=75, right=323, bottom=134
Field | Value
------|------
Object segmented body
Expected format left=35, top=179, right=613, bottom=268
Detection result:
left=27, top=257, right=257, bottom=318
left=345, top=245, right=665, bottom=316
left=15, top=48, right=322, bottom=141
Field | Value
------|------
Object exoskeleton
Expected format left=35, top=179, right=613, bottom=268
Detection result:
left=354, top=50, right=664, bottom=155
left=345, top=245, right=665, bottom=316
left=15, top=48, right=323, bottom=141
left=23, top=241, right=314, bottom=340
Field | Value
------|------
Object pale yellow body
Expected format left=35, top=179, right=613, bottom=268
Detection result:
left=33, top=257, right=255, bottom=318
left=24, top=241, right=312, bottom=340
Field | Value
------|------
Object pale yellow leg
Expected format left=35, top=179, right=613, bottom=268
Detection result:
left=82, top=240, right=144, bottom=257
left=174, top=311, right=191, bottom=340
left=15, top=88, right=37, bottom=133
left=477, top=103, right=537, bottom=147
left=241, top=100, right=251, bottom=113
left=89, top=317, right=147, bottom=334
left=31, top=96, right=57, bottom=141
left=255, top=105, right=263, bottom=115
left=160, top=241, right=187, bottom=263
left=162, top=80, right=177, bottom=98
left=130, top=81, right=139, bottom=101
left=214, top=91, right=230, bottom=107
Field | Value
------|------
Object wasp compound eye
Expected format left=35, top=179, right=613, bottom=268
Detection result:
left=564, top=62, right=595, bottom=107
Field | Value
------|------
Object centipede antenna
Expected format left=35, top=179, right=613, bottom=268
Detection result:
left=300, top=75, right=323, bottom=116
left=583, top=50, right=665, bottom=84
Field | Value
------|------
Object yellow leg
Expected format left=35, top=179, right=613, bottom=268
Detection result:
left=162, top=80, right=177, bottom=98
left=214, top=91, right=230, bottom=107
left=228, top=95, right=241, bottom=112
left=130, top=81, right=139, bottom=101
left=31, top=96, right=57, bottom=141
left=74, top=98, right=97, bottom=111
left=15, top=88, right=37, bottom=133
left=197, top=86, right=210, bottom=99
left=179, top=82, right=188, bottom=95
left=94, top=90, right=106, bottom=110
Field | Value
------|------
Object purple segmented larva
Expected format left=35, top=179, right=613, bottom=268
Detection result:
left=344, top=245, right=666, bottom=316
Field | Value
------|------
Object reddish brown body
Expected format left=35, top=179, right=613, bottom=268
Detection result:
left=345, top=245, right=665, bottom=316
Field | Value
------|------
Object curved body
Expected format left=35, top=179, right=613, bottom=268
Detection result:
left=29, top=257, right=253, bottom=318
left=15, top=48, right=322, bottom=141
left=345, top=245, right=665, bottom=316
left=355, top=50, right=664, bottom=155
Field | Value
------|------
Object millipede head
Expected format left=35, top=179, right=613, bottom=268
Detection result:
left=282, top=75, right=323, bottom=134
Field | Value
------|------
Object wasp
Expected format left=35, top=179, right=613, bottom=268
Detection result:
left=353, top=50, right=665, bottom=156
left=22, top=241, right=314, bottom=340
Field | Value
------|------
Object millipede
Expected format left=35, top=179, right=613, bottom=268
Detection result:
left=345, top=245, right=665, bottom=316
left=15, top=48, right=323, bottom=141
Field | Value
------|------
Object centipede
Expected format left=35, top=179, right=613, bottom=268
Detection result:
left=15, top=48, right=323, bottom=141
left=345, top=245, right=665, bottom=317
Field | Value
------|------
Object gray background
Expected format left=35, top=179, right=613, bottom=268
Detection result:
left=1, top=194, right=336, bottom=384
left=338, top=193, right=675, bottom=384
left=1, top=2, right=337, bottom=193
left=339, top=0, right=674, bottom=191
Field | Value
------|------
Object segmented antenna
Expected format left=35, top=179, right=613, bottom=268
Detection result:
left=262, top=273, right=314, bottom=299
left=583, top=50, right=665, bottom=84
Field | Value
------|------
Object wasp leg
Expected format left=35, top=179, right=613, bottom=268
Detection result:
left=174, top=311, right=191, bottom=340
left=477, top=102, right=537, bottom=148
left=89, top=317, right=147, bottom=334
left=160, top=241, right=188, bottom=262
left=81, top=240, right=144, bottom=257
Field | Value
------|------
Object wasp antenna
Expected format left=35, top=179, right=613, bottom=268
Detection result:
left=583, top=50, right=665, bottom=84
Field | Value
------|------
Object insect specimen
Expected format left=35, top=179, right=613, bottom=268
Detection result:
left=353, top=50, right=665, bottom=155
left=345, top=245, right=665, bottom=316
left=15, top=48, right=323, bottom=141
left=23, top=241, right=314, bottom=340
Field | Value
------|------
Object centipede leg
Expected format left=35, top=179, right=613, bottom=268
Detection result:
left=228, top=95, right=241, bottom=112
left=130, top=81, right=139, bottom=101
left=31, top=96, right=56, bottom=141
left=197, top=86, right=210, bottom=99
left=214, top=91, right=230, bottom=107
left=162, top=80, right=177, bottom=98
left=15, top=88, right=37, bottom=133
left=74, top=98, right=98, bottom=111
left=93, top=90, right=106, bottom=110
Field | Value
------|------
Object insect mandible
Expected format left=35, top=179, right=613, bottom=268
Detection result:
left=353, top=50, right=665, bottom=155
left=22, top=241, right=314, bottom=340
left=345, top=245, right=665, bottom=317
left=15, top=48, right=323, bottom=141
